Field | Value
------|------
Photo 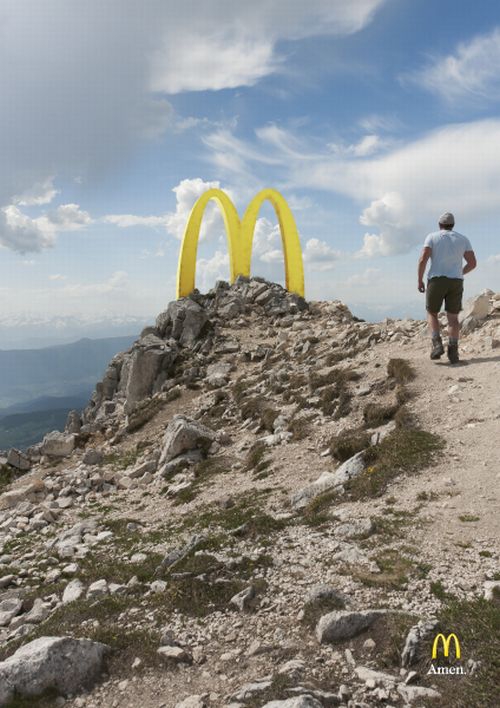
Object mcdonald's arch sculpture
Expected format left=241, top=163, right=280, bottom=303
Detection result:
left=176, top=188, right=305, bottom=299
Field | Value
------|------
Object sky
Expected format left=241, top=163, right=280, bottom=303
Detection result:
left=1, top=0, right=500, bottom=340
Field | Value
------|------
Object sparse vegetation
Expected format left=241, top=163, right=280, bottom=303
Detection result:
left=363, top=401, right=399, bottom=427
left=346, top=428, right=444, bottom=499
left=328, top=427, right=370, bottom=461
left=387, top=358, right=416, bottom=383
left=103, top=447, right=141, bottom=470
left=352, top=549, right=414, bottom=589
left=301, top=489, right=338, bottom=526
left=414, top=595, right=500, bottom=708
left=458, top=514, right=480, bottom=522
left=0, top=463, right=17, bottom=491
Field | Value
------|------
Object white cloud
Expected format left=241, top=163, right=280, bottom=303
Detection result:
left=150, top=36, right=277, bottom=94
left=150, top=0, right=387, bottom=94
left=196, top=251, right=230, bottom=291
left=409, top=27, right=500, bottom=103
left=329, top=134, right=386, bottom=157
left=356, top=192, right=413, bottom=257
left=58, top=271, right=129, bottom=297
left=488, top=254, right=500, bottom=263
left=202, top=118, right=500, bottom=258
left=303, top=238, right=341, bottom=271
left=1, top=202, right=92, bottom=253
left=49, top=274, right=68, bottom=281
left=13, top=177, right=58, bottom=206
left=104, top=214, right=168, bottom=229
left=345, top=267, right=380, bottom=286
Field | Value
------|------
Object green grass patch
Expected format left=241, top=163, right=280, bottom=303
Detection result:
left=352, top=549, right=414, bottom=589
left=103, top=447, right=140, bottom=470
left=458, top=514, right=480, bottom=523
left=416, top=596, right=500, bottom=708
left=345, top=428, right=444, bottom=500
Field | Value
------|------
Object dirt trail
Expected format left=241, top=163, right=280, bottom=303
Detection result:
left=379, top=335, right=500, bottom=549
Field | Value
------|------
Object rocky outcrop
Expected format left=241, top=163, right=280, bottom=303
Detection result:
left=76, top=278, right=310, bottom=431
left=40, top=431, right=75, bottom=458
left=159, top=415, right=216, bottom=466
left=0, top=636, right=109, bottom=705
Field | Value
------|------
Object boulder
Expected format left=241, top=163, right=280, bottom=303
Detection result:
left=167, top=299, right=208, bottom=347
left=0, top=636, right=109, bottom=705
left=7, top=449, right=30, bottom=471
left=461, top=293, right=491, bottom=321
left=316, top=609, right=385, bottom=644
left=62, top=579, right=85, bottom=605
left=0, top=479, right=46, bottom=511
left=125, top=346, right=176, bottom=412
left=159, top=415, right=215, bottom=465
left=0, top=598, right=23, bottom=627
left=41, top=431, right=75, bottom=458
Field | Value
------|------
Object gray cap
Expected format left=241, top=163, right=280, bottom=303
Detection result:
left=439, top=212, right=455, bottom=226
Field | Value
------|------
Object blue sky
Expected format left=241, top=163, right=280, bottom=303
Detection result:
left=1, top=0, right=500, bottom=335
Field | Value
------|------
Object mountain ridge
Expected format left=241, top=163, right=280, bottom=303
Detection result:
left=0, top=278, right=498, bottom=707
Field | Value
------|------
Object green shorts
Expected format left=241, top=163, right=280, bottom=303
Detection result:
left=426, top=276, right=464, bottom=314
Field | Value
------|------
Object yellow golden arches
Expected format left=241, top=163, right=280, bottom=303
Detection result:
left=176, top=187, right=305, bottom=299
left=175, top=189, right=242, bottom=299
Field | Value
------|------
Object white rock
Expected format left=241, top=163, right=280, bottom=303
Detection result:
left=316, top=610, right=385, bottom=644
left=175, top=695, right=207, bottom=708
left=24, top=598, right=51, bottom=624
left=262, top=698, right=323, bottom=708
left=483, top=580, right=500, bottom=601
left=157, top=645, right=192, bottom=663
left=62, top=579, right=85, bottom=605
left=41, top=432, right=75, bottom=458
left=0, top=598, right=23, bottom=627
left=0, top=636, right=109, bottom=705
left=86, top=579, right=108, bottom=599
left=397, top=684, right=441, bottom=703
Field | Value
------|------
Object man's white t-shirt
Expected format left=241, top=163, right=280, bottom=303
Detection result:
left=424, top=230, right=473, bottom=280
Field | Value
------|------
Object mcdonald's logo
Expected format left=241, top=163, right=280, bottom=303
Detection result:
left=176, top=188, right=305, bottom=299
left=432, top=633, right=461, bottom=660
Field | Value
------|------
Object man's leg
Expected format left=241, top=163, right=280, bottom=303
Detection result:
left=427, top=311, right=440, bottom=337
left=428, top=311, right=444, bottom=359
left=446, top=312, right=460, bottom=363
left=426, top=279, right=444, bottom=359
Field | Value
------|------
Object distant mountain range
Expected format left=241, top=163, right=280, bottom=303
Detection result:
left=0, top=314, right=150, bottom=349
left=0, top=335, right=138, bottom=449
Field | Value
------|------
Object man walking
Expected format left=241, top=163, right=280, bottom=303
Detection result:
left=418, top=212, right=477, bottom=364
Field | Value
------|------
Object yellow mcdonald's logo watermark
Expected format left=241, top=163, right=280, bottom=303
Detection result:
left=432, top=633, right=461, bottom=660
left=176, top=188, right=305, bottom=299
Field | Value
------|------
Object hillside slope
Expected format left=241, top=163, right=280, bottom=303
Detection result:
left=0, top=279, right=498, bottom=708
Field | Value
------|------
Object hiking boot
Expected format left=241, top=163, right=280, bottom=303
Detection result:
left=447, top=342, right=459, bottom=364
left=430, top=337, right=444, bottom=360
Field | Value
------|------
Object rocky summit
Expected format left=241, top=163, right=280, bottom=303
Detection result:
left=0, top=278, right=499, bottom=708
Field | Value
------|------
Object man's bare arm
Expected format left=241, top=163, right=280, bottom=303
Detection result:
left=463, top=250, right=477, bottom=275
left=418, top=246, right=432, bottom=292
